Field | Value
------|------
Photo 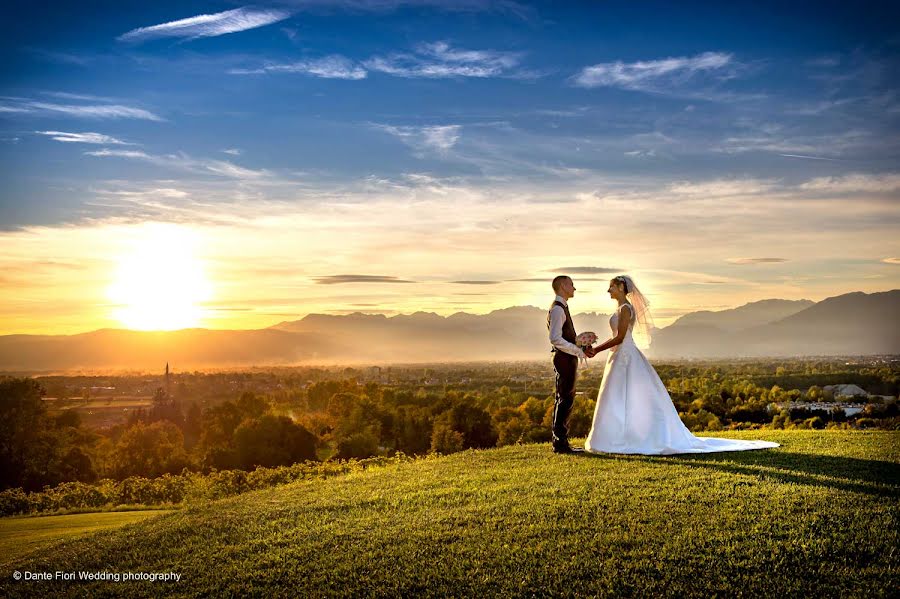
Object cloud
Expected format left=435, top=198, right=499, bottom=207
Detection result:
left=84, top=149, right=151, bottom=160
left=232, top=41, right=527, bottom=81
left=118, top=7, right=291, bottom=43
left=0, top=100, right=162, bottom=121
left=365, top=41, right=522, bottom=78
left=549, top=267, right=621, bottom=274
left=222, top=148, right=242, bottom=155
left=573, top=51, right=733, bottom=90
left=716, top=128, right=874, bottom=158
left=624, top=149, right=657, bottom=158
left=313, top=275, right=416, bottom=284
left=229, top=55, right=366, bottom=79
left=277, top=0, right=528, bottom=15
left=84, top=149, right=270, bottom=179
left=799, top=173, right=900, bottom=193
left=882, top=257, right=900, bottom=265
left=42, top=91, right=120, bottom=102
left=450, top=280, right=502, bottom=285
left=777, top=153, right=842, bottom=161
left=36, top=131, right=133, bottom=145
left=374, top=124, right=461, bottom=153
left=726, top=258, right=788, bottom=265
left=669, top=178, right=775, bottom=198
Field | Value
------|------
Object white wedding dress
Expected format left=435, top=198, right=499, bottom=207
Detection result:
left=584, top=303, right=780, bottom=455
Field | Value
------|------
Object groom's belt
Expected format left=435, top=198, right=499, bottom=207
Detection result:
left=550, top=347, right=577, bottom=356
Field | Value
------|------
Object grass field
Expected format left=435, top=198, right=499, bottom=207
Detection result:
left=1, top=430, right=898, bottom=597
left=0, top=511, right=172, bottom=565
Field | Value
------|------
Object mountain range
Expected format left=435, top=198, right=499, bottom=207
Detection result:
left=0, top=290, right=897, bottom=371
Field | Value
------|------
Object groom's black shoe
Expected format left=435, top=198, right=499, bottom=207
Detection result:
left=553, top=443, right=584, bottom=454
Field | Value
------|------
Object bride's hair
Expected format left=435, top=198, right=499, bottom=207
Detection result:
left=610, top=275, right=628, bottom=294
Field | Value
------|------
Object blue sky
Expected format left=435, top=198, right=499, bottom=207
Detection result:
left=1, top=0, right=899, bottom=333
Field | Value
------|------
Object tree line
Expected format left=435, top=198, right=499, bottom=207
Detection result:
left=2, top=361, right=898, bottom=492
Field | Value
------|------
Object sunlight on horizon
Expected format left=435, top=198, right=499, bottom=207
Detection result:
left=106, top=223, right=214, bottom=331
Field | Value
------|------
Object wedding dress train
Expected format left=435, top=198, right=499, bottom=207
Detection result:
left=584, top=304, right=780, bottom=455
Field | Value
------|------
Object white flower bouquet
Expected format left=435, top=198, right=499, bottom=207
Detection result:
left=575, top=331, right=597, bottom=349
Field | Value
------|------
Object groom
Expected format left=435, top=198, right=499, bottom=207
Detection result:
left=547, top=275, right=595, bottom=454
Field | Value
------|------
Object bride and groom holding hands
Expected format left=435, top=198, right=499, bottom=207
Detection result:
left=547, top=274, right=780, bottom=455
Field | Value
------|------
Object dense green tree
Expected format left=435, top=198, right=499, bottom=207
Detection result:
left=430, top=421, right=464, bottom=454
left=233, top=415, right=318, bottom=468
left=112, top=421, right=190, bottom=479
left=439, top=401, right=498, bottom=449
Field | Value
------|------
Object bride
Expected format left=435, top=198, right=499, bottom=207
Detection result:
left=583, top=275, right=780, bottom=455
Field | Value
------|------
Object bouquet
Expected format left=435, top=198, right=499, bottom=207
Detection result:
left=575, top=331, right=597, bottom=350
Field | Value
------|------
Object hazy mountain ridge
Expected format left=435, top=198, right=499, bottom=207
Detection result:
left=649, top=290, right=900, bottom=358
left=0, top=291, right=897, bottom=370
left=668, top=299, right=815, bottom=332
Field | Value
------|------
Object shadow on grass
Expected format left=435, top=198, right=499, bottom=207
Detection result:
left=578, top=448, right=900, bottom=498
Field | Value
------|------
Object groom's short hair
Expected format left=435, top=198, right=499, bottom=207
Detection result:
left=552, top=275, right=570, bottom=293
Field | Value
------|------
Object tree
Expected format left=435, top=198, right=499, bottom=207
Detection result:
left=334, top=430, right=380, bottom=460
left=430, top=422, right=464, bottom=454
left=440, top=401, right=498, bottom=449
left=494, top=409, right=528, bottom=446
left=233, top=415, right=318, bottom=469
left=0, top=378, right=47, bottom=488
left=0, top=378, right=97, bottom=490
left=112, top=421, right=190, bottom=479
left=197, top=395, right=272, bottom=469
left=518, top=397, right=548, bottom=425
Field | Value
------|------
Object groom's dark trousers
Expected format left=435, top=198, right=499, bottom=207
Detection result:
left=551, top=351, right=577, bottom=447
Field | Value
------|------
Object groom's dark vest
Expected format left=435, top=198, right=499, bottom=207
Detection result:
left=548, top=300, right=577, bottom=353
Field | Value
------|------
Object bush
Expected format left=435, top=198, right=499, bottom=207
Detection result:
left=0, top=454, right=423, bottom=516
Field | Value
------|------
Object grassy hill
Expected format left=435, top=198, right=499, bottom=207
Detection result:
left=2, top=430, right=898, bottom=597
left=0, top=511, right=172, bottom=564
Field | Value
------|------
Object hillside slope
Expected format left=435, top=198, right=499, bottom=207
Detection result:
left=2, top=430, right=898, bottom=597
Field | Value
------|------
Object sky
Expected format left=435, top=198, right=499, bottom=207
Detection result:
left=1, top=0, right=899, bottom=334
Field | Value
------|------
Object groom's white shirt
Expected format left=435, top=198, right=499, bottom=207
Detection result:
left=549, top=295, right=585, bottom=359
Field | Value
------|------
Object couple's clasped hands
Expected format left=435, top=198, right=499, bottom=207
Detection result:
left=583, top=345, right=599, bottom=358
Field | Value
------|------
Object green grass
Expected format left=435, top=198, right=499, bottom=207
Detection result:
left=0, top=510, right=172, bottom=565
left=1, top=430, right=898, bottom=597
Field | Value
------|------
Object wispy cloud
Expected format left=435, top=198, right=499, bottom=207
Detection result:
left=717, top=128, right=872, bottom=157
left=229, top=55, right=366, bottom=79
left=0, top=99, right=162, bottom=121
left=777, top=153, right=842, bottom=161
left=799, top=173, right=900, bottom=193
left=232, top=41, right=528, bottom=81
left=883, top=257, right=900, bottom=265
left=277, top=0, right=529, bottom=16
left=668, top=178, right=775, bottom=198
left=726, top=257, right=788, bottom=265
left=84, top=149, right=151, bottom=159
left=84, top=149, right=270, bottom=179
left=569, top=52, right=744, bottom=103
left=365, top=41, right=522, bottom=78
left=313, top=275, right=417, bottom=284
left=550, top=266, right=621, bottom=274
left=42, top=91, right=119, bottom=102
left=36, top=131, right=133, bottom=145
left=450, top=280, right=502, bottom=285
left=573, top=51, right=734, bottom=90
left=374, top=124, right=461, bottom=153
left=222, top=148, right=242, bottom=156
left=118, top=7, right=291, bottom=43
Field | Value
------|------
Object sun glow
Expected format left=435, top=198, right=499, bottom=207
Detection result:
left=106, top=223, right=214, bottom=330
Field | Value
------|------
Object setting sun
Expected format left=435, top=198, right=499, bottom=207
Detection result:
left=106, top=223, right=213, bottom=330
